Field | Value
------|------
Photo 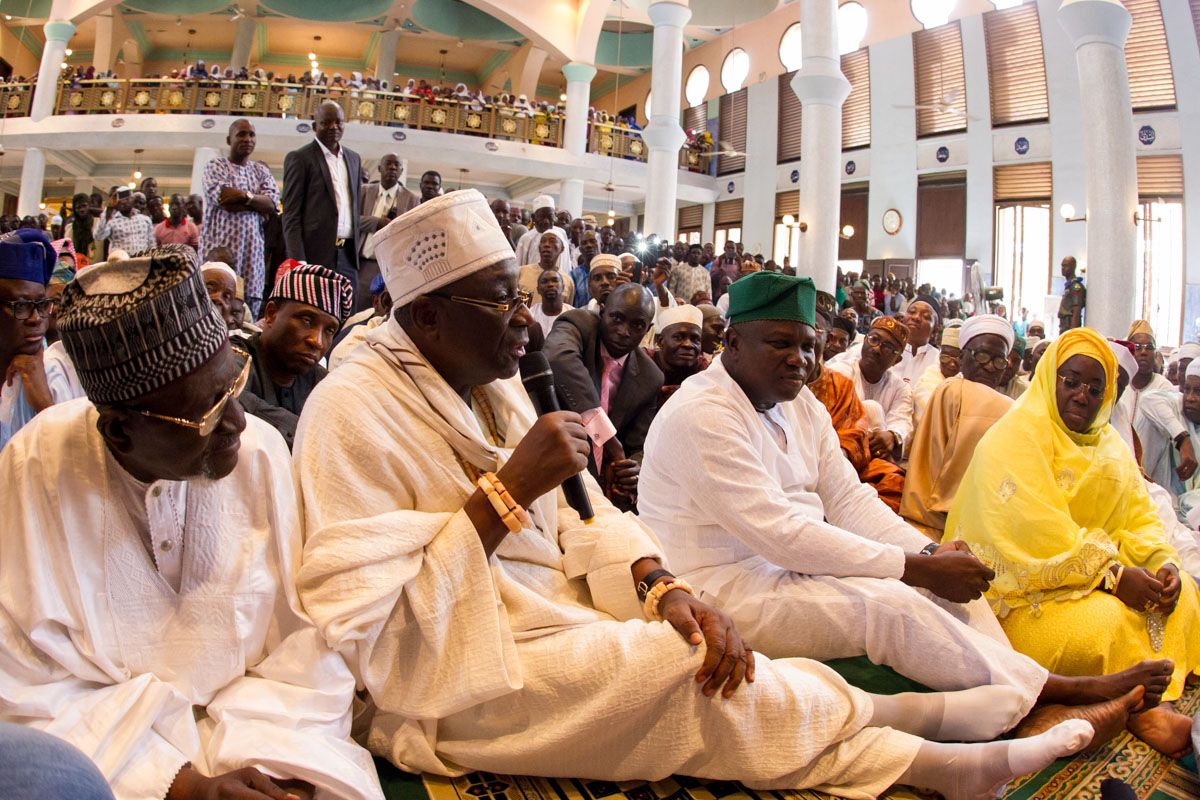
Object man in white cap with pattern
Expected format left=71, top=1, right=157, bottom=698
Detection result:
left=0, top=246, right=384, bottom=800
left=293, top=189, right=1098, bottom=800
left=512, top=194, right=570, bottom=272
left=648, top=303, right=706, bottom=408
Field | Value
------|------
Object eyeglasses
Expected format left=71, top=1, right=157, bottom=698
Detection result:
left=427, top=289, right=532, bottom=315
left=939, top=353, right=961, bottom=365
left=0, top=298, right=58, bottom=320
left=1057, top=373, right=1105, bottom=400
left=129, top=348, right=252, bottom=436
left=1132, top=343, right=1155, bottom=353
left=963, top=348, right=1008, bottom=370
left=865, top=331, right=901, bottom=357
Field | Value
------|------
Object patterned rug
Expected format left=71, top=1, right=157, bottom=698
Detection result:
left=373, top=658, right=1200, bottom=800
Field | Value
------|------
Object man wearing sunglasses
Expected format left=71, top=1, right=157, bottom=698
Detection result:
left=0, top=248, right=385, bottom=800
left=0, top=229, right=57, bottom=451
left=239, top=262, right=354, bottom=450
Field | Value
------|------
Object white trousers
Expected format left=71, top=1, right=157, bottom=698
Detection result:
left=684, top=556, right=1049, bottom=719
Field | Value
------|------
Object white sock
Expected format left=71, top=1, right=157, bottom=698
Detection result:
left=868, top=685, right=1026, bottom=741
left=897, top=719, right=1093, bottom=800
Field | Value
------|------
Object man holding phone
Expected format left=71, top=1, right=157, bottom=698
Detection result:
left=94, top=186, right=155, bottom=256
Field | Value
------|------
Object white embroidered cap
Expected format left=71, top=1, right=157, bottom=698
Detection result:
left=532, top=194, right=555, bottom=213
left=959, top=313, right=1014, bottom=352
left=371, top=188, right=516, bottom=308
left=1187, top=359, right=1200, bottom=381
left=201, top=261, right=238, bottom=282
left=1178, top=342, right=1200, bottom=362
left=1107, top=340, right=1137, bottom=381
left=656, top=303, right=703, bottom=334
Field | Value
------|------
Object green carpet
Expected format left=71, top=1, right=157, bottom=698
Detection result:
left=374, top=657, right=1198, bottom=800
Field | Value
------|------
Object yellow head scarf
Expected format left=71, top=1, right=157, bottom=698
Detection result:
left=945, top=327, right=1177, bottom=616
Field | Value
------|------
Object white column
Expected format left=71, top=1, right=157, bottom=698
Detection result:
left=375, top=29, right=399, bottom=86
left=73, top=177, right=94, bottom=196
left=229, top=16, right=256, bottom=72
left=17, top=148, right=46, bottom=218
left=641, top=0, right=692, bottom=240
left=791, top=0, right=850, bottom=292
left=31, top=21, right=74, bottom=122
left=1058, top=0, right=1136, bottom=338
left=560, top=61, right=597, bottom=217
left=93, top=13, right=115, bottom=74
left=701, top=201, right=716, bottom=245
left=742, top=80, right=779, bottom=257
left=190, top=147, right=221, bottom=198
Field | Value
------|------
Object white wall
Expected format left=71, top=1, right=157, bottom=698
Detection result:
left=865, top=34, right=918, bottom=260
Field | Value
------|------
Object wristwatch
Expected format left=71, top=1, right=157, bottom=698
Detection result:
left=636, top=568, right=674, bottom=602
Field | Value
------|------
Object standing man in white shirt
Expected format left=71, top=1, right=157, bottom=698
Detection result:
left=357, top=153, right=419, bottom=310
left=282, top=101, right=363, bottom=305
left=512, top=195, right=572, bottom=273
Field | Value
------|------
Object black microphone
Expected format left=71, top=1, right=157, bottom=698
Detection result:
left=519, top=352, right=595, bottom=524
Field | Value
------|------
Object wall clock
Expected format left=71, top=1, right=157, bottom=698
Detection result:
left=882, top=208, right=902, bottom=236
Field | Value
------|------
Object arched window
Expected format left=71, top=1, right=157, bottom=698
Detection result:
left=779, top=23, right=803, bottom=71
left=910, top=0, right=957, bottom=29
left=838, top=2, right=868, bottom=55
left=721, top=48, right=750, bottom=93
left=684, top=65, right=710, bottom=107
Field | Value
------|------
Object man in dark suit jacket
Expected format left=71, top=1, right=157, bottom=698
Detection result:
left=282, top=100, right=363, bottom=304
left=356, top=152, right=419, bottom=310
left=544, top=283, right=663, bottom=509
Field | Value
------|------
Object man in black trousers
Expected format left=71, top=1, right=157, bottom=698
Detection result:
left=282, top=100, right=363, bottom=305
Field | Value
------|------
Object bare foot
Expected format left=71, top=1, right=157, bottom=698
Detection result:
left=1127, top=703, right=1194, bottom=759
left=1014, top=687, right=1143, bottom=752
left=1041, top=660, right=1173, bottom=708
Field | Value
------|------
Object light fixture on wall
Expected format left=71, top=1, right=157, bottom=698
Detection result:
left=1059, top=203, right=1086, bottom=223
left=132, top=148, right=144, bottom=181
left=310, top=36, right=322, bottom=77
left=781, top=214, right=809, bottom=232
left=840, top=224, right=855, bottom=240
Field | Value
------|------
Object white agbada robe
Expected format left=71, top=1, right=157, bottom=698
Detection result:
left=828, top=355, right=915, bottom=445
left=0, top=400, right=383, bottom=800
left=890, top=342, right=939, bottom=385
left=638, top=356, right=1046, bottom=711
left=1121, top=374, right=1177, bottom=485
left=294, top=318, right=922, bottom=798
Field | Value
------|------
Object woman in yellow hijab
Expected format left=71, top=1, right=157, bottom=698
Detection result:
left=947, top=327, right=1200, bottom=758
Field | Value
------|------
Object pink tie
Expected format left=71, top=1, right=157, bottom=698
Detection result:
left=594, top=358, right=620, bottom=467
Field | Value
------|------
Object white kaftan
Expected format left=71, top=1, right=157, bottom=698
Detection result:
left=891, top=343, right=939, bottom=385
left=294, top=318, right=922, bottom=799
left=1129, top=381, right=1185, bottom=492
left=0, top=400, right=383, bottom=800
left=638, top=357, right=1046, bottom=710
left=828, top=356, right=915, bottom=445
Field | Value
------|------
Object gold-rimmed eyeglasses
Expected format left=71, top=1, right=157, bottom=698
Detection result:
left=129, top=347, right=252, bottom=436
left=426, top=289, right=533, bottom=315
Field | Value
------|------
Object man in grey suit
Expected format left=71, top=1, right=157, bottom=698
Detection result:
left=544, top=282, right=663, bottom=511
left=357, top=153, right=419, bottom=310
left=282, top=101, right=363, bottom=305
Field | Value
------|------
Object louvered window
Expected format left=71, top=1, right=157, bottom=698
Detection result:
left=983, top=3, right=1049, bottom=126
left=717, top=89, right=747, bottom=175
left=994, top=162, right=1052, bottom=201
left=678, top=205, right=703, bottom=232
left=775, top=191, right=799, bottom=221
left=682, top=103, right=707, bottom=137
left=912, top=21, right=967, bottom=137
left=1123, top=0, right=1175, bottom=111
left=841, top=49, right=871, bottom=150
left=840, top=188, right=869, bottom=261
left=917, top=173, right=967, bottom=259
left=1191, top=0, right=1200, bottom=57
left=1137, top=155, right=1184, bottom=197
left=715, top=199, right=743, bottom=226
left=778, top=71, right=803, bottom=163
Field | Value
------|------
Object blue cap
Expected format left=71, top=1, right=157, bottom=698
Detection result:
left=0, top=229, right=56, bottom=285
left=369, top=273, right=386, bottom=295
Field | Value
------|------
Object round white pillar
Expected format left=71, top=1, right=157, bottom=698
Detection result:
left=190, top=147, right=221, bottom=198
left=31, top=21, right=75, bottom=122
left=1059, top=0, right=1137, bottom=338
left=230, top=16, right=256, bottom=72
left=375, top=29, right=400, bottom=86
left=642, top=0, right=692, bottom=241
left=561, top=62, right=598, bottom=217
left=17, top=148, right=47, bottom=218
left=791, top=0, right=850, bottom=293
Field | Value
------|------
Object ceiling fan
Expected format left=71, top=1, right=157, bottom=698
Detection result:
left=712, top=139, right=758, bottom=158
left=893, top=89, right=981, bottom=121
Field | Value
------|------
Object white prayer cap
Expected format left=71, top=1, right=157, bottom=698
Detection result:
left=590, top=253, right=621, bottom=272
left=618, top=252, right=637, bottom=261
left=201, top=261, right=238, bottom=282
left=1025, top=335, right=1042, bottom=352
left=532, top=194, right=555, bottom=213
left=50, top=215, right=63, bottom=225
left=656, top=304, right=703, bottom=334
left=1178, top=342, right=1200, bottom=362
left=1187, top=359, right=1200, bottom=381
left=959, top=313, right=1014, bottom=352
left=1108, top=340, right=1137, bottom=381
left=940, top=325, right=961, bottom=349
left=372, top=188, right=515, bottom=308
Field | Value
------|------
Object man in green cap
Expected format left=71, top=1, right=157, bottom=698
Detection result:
left=639, top=271, right=1149, bottom=742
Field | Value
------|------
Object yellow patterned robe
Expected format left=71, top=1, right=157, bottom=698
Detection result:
left=946, top=328, right=1200, bottom=701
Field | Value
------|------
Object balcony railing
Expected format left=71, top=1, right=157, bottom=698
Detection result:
left=0, top=79, right=712, bottom=173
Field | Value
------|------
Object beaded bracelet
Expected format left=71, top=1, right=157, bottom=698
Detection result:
left=643, top=576, right=694, bottom=621
left=1103, top=564, right=1125, bottom=593
left=478, top=472, right=530, bottom=534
